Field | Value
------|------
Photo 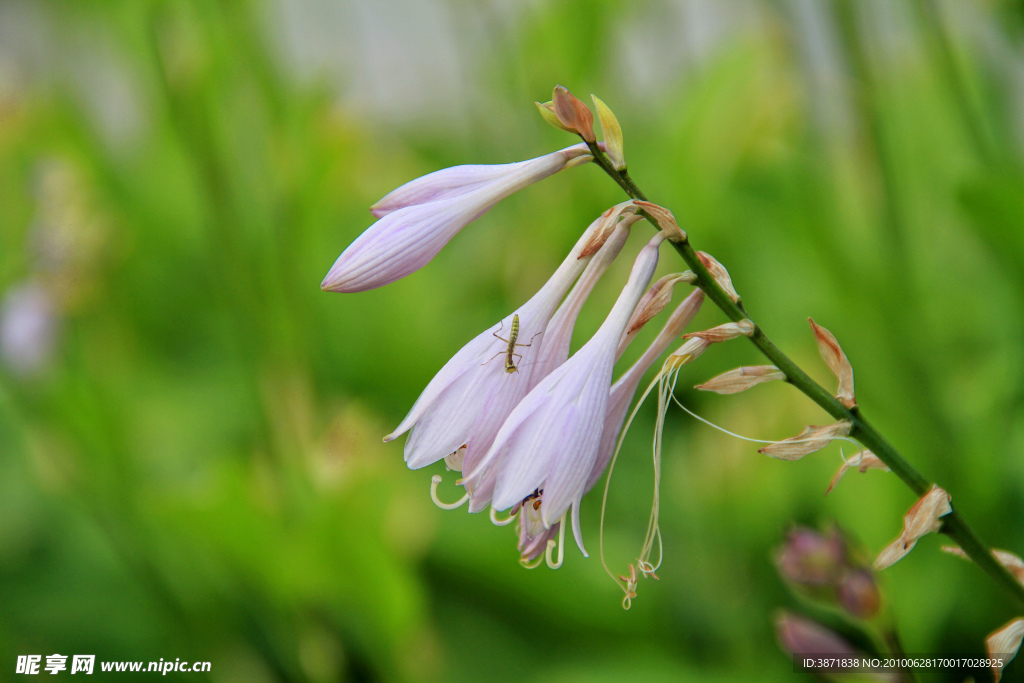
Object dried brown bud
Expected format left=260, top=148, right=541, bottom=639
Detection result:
left=682, top=319, right=755, bottom=343
left=695, top=365, right=786, bottom=395
left=667, top=337, right=710, bottom=367
left=941, top=546, right=1024, bottom=585
left=697, top=251, right=740, bottom=304
left=758, top=421, right=852, bottom=461
left=837, top=569, right=881, bottom=619
left=988, top=618, right=1024, bottom=683
left=552, top=85, right=595, bottom=142
left=809, top=318, right=856, bottom=409
left=873, top=485, right=952, bottom=570
left=825, top=450, right=890, bottom=494
left=624, top=273, right=690, bottom=338
left=633, top=200, right=686, bottom=243
left=577, top=201, right=638, bottom=258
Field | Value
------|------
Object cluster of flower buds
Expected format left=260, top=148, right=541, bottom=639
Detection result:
left=323, top=94, right=712, bottom=572
left=775, top=525, right=882, bottom=620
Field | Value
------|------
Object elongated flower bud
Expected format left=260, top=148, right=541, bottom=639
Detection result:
left=322, top=144, right=590, bottom=293
left=809, top=318, right=857, bottom=409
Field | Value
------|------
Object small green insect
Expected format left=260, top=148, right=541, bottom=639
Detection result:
left=483, top=314, right=542, bottom=373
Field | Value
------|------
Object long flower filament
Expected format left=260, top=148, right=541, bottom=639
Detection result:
left=430, top=475, right=470, bottom=510
left=490, top=506, right=516, bottom=526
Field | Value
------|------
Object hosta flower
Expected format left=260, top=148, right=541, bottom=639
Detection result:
left=465, top=214, right=637, bottom=513
left=466, top=232, right=668, bottom=551
left=516, top=289, right=704, bottom=563
left=587, top=289, right=705, bottom=493
left=385, top=207, right=633, bottom=485
left=321, top=144, right=592, bottom=293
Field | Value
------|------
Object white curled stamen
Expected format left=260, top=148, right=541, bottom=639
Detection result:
left=490, top=506, right=516, bottom=526
left=430, top=475, right=469, bottom=510
left=520, top=554, right=544, bottom=569
left=545, top=513, right=567, bottom=570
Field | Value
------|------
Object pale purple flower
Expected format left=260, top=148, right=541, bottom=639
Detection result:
left=465, top=232, right=668, bottom=552
left=0, top=281, right=58, bottom=377
left=586, top=290, right=705, bottom=493
left=321, top=144, right=591, bottom=293
left=466, top=208, right=639, bottom=513
left=514, top=288, right=704, bottom=561
left=384, top=208, right=629, bottom=483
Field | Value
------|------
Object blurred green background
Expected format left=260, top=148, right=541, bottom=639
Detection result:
left=1, top=0, right=1023, bottom=680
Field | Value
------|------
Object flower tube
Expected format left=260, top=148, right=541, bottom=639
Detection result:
left=385, top=207, right=630, bottom=484
left=321, top=144, right=591, bottom=293
left=515, top=289, right=703, bottom=561
left=587, top=289, right=705, bottom=493
left=466, top=232, right=668, bottom=550
left=466, top=211, right=637, bottom=512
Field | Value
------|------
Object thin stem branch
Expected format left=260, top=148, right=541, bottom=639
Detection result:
left=582, top=139, right=1024, bottom=610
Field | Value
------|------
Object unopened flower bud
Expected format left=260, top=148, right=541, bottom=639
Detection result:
left=837, top=569, right=881, bottom=619
left=695, top=365, right=786, bottom=395
left=759, top=421, right=852, bottom=461
left=535, top=101, right=576, bottom=134
left=697, top=251, right=740, bottom=304
left=988, top=618, right=1024, bottom=683
left=552, top=85, right=596, bottom=142
left=826, top=450, right=889, bottom=494
left=874, top=485, right=952, bottom=570
left=809, top=318, right=856, bottom=409
left=775, top=612, right=860, bottom=658
left=776, top=526, right=846, bottom=586
left=634, top=200, right=686, bottom=243
left=591, top=94, right=625, bottom=170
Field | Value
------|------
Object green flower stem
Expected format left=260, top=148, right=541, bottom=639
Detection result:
left=583, top=139, right=1024, bottom=610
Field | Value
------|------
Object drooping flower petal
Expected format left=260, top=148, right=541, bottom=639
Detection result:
left=322, top=144, right=591, bottom=293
